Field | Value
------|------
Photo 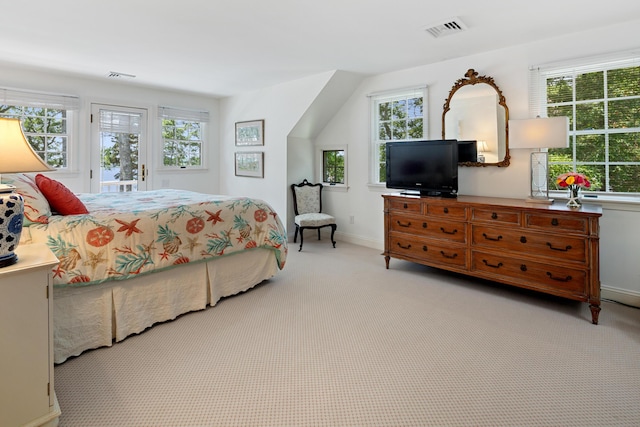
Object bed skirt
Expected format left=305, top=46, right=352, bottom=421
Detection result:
left=53, top=248, right=277, bottom=364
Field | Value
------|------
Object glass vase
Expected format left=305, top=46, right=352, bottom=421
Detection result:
left=566, top=186, right=581, bottom=208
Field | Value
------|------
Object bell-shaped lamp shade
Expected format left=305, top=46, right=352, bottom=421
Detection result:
left=0, top=117, right=53, bottom=267
left=0, top=117, right=54, bottom=173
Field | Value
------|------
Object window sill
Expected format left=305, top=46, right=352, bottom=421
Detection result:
left=550, top=192, right=640, bottom=212
left=323, top=184, right=348, bottom=192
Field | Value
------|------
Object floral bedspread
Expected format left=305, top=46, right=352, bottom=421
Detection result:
left=24, top=190, right=287, bottom=288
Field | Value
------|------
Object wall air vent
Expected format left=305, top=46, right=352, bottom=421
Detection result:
left=107, top=71, right=136, bottom=79
left=424, top=17, right=468, bottom=38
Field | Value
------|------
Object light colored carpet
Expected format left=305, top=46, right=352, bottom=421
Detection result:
left=55, top=241, right=640, bottom=426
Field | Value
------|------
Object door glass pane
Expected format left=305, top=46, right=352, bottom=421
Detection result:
left=99, top=110, right=141, bottom=192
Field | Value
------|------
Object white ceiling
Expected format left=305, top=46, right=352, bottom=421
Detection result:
left=2, top=1, right=638, bottom=97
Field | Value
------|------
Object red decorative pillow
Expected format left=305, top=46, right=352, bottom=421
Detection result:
left=35, top=174, right=89, bottom=215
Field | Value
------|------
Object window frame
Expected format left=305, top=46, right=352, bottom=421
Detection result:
left=531, top=53, right=640, bottom=198
left=157, top=106, right=209, bottom=171
left=369, top=86, right=428, bottom=186
left=0, top=88, right=79, bottom=171
left=317, top=144, right=348, bottom=191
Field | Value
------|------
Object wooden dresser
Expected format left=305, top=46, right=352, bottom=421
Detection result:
left=382, top=194, right=602, bottom=324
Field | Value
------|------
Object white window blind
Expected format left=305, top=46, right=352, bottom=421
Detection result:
left=158, top=106, right=209, bottom=122
left=529, top=50, right=640, bottom=116
left=99, top=111, right=142, bottom=134
left=0, top=88, right=80, bottom=110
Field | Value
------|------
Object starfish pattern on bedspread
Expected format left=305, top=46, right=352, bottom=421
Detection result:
left=24, top=189, right=288, bottom=287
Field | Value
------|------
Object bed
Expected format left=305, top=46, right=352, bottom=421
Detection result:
left=5, top=173, right=288, bottom=363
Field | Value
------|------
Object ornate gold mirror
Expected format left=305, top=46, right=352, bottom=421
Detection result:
left=442, top=69, right=510, bottom=167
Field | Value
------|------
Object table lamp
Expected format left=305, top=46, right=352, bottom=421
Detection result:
left=0, top=117, right=54, bottom=267
left=509, top=116, right=569, bottom=204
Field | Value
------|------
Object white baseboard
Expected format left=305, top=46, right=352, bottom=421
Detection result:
left=334, top=231, right=383, bottom=251
left=601, top=285, right=640, bottom=308
left=290, top=231, right=640, bottom=309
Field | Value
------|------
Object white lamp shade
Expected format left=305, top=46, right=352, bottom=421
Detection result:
left=0, top=117, right=54, bottom=173
left=509, top=117, right=569, bottom=149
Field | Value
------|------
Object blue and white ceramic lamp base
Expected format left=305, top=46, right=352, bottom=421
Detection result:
left=0, top=192, right=24, bottom=267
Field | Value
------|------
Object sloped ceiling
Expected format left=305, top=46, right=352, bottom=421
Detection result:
left=1, top=1, right=638, bottom=97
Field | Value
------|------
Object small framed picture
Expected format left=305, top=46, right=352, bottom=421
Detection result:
left=235, top=152, right=264, bottom=178
left=235, top=119, right=264, bottom=146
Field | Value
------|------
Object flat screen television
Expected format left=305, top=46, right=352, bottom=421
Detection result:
left=385, top=139, right=458, bottom=197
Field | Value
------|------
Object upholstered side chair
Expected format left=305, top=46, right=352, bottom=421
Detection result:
left=290, top=179, right=337, bottom=252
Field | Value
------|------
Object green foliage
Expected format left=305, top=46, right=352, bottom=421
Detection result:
left=376, top=95, right=424, bottom=182
left=547, top=65, right=640, bottom=194
left=323, top=150, right=344, bottom=184
left=162, top=119, right=202, bottom=167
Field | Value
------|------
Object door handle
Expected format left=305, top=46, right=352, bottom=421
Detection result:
left=142, top=164, right=146, bottom=182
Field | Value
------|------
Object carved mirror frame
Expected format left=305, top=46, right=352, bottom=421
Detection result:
left=442, top=69, right=510, bottom=167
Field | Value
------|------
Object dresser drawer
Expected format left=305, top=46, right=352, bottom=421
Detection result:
left=387, top=198, right=422, bottom=213
left=389, top=213, right=467, bottom=243
left=426, top=204, right=467, bottom=219
left=390, top=234, right=467, bottom=269
left=471, top=208, right=521, bottom=225
left=526, top=213, right=588, bottom=235
left=471, top=225, right=587, bottom=263
left=471, top=251, right=587, bottom=296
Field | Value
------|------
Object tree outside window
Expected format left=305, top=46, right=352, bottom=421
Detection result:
left=371, top=88, right=427, bottom=184
left=544, top=62, right=640, bottom=194
left=162, top=119, right=203, bottom=167
left=323, top=149, right=344, bottom=184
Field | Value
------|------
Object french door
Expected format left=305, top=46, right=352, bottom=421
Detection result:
left=90, top=104, right=148, bottom=193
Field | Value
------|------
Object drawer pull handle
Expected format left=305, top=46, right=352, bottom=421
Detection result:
left=403, top=203, right=408, bottom=209
left=443, top=207, right=449, bottom=214
left=491, top=212, right=498, bottom=219
left=547, top=272, right=572, bottom=282
left=397, top=242, right=411, bottom=250
left=440, top=251, right=458, bottom=259
left=551, top=218, right=559, bottom=226
left=482, top=233, right=503, bottom=242
left=547, top=243, right=572, bottom=252
left=422, top=245, right=428, bottom=252
left=520, top=264, right=527, bottom=272
left=440, top=227, right=458, bottom=235
left=422, top=222, right=428, bottom=228
left=520, top=236, right=527, bottom=244
left=482, top=259, right=503, bottom=269
left=397, top=221, right=411, bottom=227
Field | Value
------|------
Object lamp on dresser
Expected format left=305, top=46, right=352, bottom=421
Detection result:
left=0, top=117, right=53, bottom=267
left=509, top=116, right=569, bottom=204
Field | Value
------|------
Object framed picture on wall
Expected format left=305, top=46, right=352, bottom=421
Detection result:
left=235, top=119, right=264, bottom=146
left=235, top=152, right=264, bottom=178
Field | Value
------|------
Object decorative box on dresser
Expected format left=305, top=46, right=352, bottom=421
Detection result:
left=383, top=194, right=602, bottom=324
left=0, top=243, right=61, bottom=427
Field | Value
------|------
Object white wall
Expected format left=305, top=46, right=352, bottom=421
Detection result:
left=218, top=71, right=336, bottom=222
left=0, top=62, right=220, bottom=194
left=313, top=20, right=640, bottom=305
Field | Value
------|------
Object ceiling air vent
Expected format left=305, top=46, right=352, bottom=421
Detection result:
left=107, top=71, right=136, bottom=79
left=425, top=17, right=468, bottom=38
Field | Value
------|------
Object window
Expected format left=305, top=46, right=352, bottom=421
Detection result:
left=0, top=88, right=79, bottom=169
left=317, top=145, right=347, bottom=189
left=532, top=54, right=640, bottom=195
left=158, top=106, right=209, bottom=169
left=370, top=87, right=427, bottom=184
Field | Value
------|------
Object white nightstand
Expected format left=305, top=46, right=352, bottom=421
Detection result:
left=0, top=244, right=61, bottom=427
